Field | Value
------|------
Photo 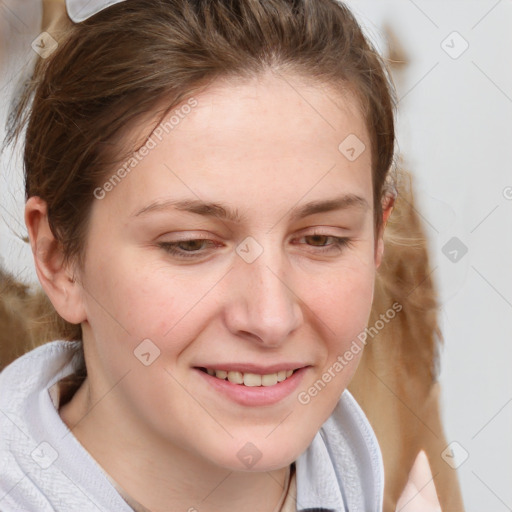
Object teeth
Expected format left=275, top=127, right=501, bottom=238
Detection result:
left=204, top=368, right=297, bottom=386
left=244, top=373, right=261, bottom=387
left=277, top=370, right=287, bottom=382
left=261, top=373, right=278, bottom=386
left=227, top=371, right=243, bottom=384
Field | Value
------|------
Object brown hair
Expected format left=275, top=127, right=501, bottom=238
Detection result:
left=5, top=0, right=397, bottom=347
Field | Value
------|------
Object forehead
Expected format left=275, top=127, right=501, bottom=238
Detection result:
left=97, top=71, right=373, bottom=220
left=181, top=71, right=367, bottom=154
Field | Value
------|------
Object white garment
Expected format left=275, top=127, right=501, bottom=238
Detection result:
left=0, top=341, right=384, bottom=511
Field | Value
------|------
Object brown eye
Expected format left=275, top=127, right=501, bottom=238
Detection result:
left=177, top=239, right=210, bottom=251
left=305, top=234, right=331, bottom=246
left=294, top=233, right=351, bottom=254
left=158, top=239, right=219, bottom=259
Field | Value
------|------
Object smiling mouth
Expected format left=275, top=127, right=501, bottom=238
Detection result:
left=197, top=367, right=297, bottom=387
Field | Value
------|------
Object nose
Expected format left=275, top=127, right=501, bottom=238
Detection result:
left=223, top=247, right=303, bottom=347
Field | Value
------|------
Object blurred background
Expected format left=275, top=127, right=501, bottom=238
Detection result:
left=1, top=1, right=511, bottom=510
left=346, top=2, right=512, bottom=510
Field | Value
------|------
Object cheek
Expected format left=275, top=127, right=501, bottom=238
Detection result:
left=82, top=244, right=176, bottom=333
left=294, top=266, right=374, bottom=423
left=81, top=246, right=227, bottom=374
left=309, top=261, right=376, bottom=341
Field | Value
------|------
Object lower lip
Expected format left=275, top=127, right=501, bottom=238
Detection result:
left=194, top=367, right=308, bottom=406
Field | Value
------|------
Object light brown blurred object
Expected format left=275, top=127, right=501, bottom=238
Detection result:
left=383, top=22, right=410, bottom=71
left=0, top=1, right=70, bottom=366
left=0, top=268, right=63, bottom=367
left=41, top=0, right=67, bottom=35
left=348, top=169, right=465, bottom=511
left=348, top=25, right=464, bottom=512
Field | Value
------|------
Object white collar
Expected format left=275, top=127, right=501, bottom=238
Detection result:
left=0, top=341, right=383, bottom=511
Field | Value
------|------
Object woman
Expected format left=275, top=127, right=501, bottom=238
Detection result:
left=0, top=0, right=441, bottom=510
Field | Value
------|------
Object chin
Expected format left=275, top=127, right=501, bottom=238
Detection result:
left=206, top=433, right=311, bottom=473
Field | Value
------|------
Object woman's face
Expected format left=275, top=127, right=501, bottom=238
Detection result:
left=75, top=71, right=381, bottom=471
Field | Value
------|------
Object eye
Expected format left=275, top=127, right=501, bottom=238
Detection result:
left=294, top=232, right=352, bottom=254
left=158, top=238, right=220, bottom=259
left=158, top=232, right=352, bottom=261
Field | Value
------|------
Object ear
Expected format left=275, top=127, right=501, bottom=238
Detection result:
left=25, top=196, right=87, bottom=324
left=374, top=194, right=395, bottom=269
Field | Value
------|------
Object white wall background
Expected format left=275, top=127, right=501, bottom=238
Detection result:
left=1, top=1, right=511, bottom=510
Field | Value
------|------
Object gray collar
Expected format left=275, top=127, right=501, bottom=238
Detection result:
left=295, top=390, right=384, bottom=511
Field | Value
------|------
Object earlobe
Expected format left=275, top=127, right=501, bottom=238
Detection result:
left=25, top=196, right=87, bottom=325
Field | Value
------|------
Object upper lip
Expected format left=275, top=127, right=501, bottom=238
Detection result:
left=195, top=363, right=310, bottom=374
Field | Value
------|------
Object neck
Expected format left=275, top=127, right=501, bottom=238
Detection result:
left=59, top=378, right=291, bottom=512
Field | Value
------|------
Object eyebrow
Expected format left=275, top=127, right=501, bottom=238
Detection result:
left=132, top=194, right=369, bottom=223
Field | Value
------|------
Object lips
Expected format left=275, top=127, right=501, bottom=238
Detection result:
left=195, top=365, right=309, bottom=406
left=198, top=367, right=296, bottom=387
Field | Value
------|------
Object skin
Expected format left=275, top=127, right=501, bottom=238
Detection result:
left=26, top=70, right=393, bottom=512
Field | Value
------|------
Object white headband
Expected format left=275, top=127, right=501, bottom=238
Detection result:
left=65, top=0, right=127, bottom=23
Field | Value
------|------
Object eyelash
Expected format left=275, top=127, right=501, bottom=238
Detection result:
left=158, top=233, right=351, bottom=260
